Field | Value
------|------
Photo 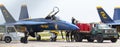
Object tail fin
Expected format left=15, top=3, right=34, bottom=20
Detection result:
left=19, top=4, right=29, bottom=20
left=113, top=6, right=120, bottom=21
left=0, top=4, right=16, bottom=23
left=96, top=6, right=114, bottom=23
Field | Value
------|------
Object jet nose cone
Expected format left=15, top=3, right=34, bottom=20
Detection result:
left=56, top=21, right=79, bottom=30
left=70, top=24, right=79, bottom=30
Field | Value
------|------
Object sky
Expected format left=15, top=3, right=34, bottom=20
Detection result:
left=0, top=0, right=120, bottom=23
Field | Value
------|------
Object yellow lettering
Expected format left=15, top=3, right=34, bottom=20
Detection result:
left=40, top=25, right=48, bottom=28
left=3, top=10, right=9, bottom=17
left=100, top=11, right=107, bottom=19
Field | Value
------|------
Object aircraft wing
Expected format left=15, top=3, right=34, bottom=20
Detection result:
left=107, top=23, right=120, bottom=25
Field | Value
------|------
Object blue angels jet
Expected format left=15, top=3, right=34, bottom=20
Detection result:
left=19, top=4, right=79, bottom=30
left=0, top=4, right=79, bottom=43
left=96, top=6, right=120, bottom=32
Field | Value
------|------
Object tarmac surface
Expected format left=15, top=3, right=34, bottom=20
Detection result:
left=0, top=39, right=120, bottom=47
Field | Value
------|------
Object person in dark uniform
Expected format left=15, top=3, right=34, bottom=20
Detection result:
left=70, top=17, right=78, bottom=41
left=72, top=17, right=76, bottom=24
left=65, top=17, right=76, bottom=42
left=66, top=30, right=70, bottom=42
left=72, top=17, right=78, bottom=24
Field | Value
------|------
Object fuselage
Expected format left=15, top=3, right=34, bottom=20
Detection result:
left=23, top=18, right=79, bottom=31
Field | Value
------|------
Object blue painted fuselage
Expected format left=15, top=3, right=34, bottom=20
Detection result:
left=22, top=18, right=79, bottom=31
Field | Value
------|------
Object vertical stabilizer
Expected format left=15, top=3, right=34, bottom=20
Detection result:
left=96, top=6, right=114, bottom=23
left=0, top=4, right=16, bottom=23
left=19, top=4, right=29, bottom=20
left=113, top=6, right=120, bottom=21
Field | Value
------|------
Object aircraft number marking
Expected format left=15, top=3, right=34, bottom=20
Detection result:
left=100, top=11, right=107, bottom=19
left=3, top=10, right=9, bottom=18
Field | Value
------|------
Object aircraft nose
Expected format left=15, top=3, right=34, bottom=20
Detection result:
left=69, top=24, right=79, bottom=30
left=64, top=23, right=79, bottom=30
left=56, top=21, right=79, bottom=30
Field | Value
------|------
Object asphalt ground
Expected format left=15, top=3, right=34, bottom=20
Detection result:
left=0, top=38, right=120, bottom=47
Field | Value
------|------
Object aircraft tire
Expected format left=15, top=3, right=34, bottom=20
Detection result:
left=20, top=37, right=24, bottom=43
left=20, top=37, right=28, bottom=43
left=36, top=35, right=41, bottom=41
left=50, top=37, right=56, bottom=42
left=50, top=37, right=53, bottom=41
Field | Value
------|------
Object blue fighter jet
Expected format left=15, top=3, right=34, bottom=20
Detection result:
left=96, top=6, right=120, bottom=33
left=19, top=4, right=78, bottom=30
left=0, top=4, right=79, bottom=43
